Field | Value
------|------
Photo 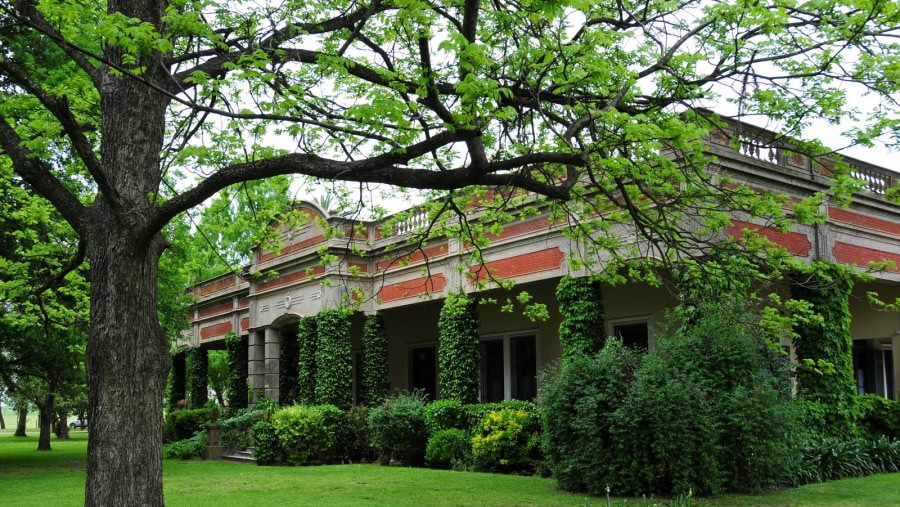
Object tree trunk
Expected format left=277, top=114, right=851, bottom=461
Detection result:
left=83, top=228, right=170, bottom=506
left=14, top=406, right=27, bottom=437
left=57, top=407, right=70, bottom=440
left=82, top=0, right=172, bottom=503
left=37, top=392, right=55, bottom=451
left=0, top=401, right=5, bottom=429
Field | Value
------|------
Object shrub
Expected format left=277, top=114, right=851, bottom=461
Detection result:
left=463, top=400, right=537, bottom=435
left=798, top=438, right=874, bottom=482
left=794, top=436, right=900, bottom=484
left=163, top=408, right=211, bottom=443
left=541, top=345, right=641, bottom=495
left=318, top=404, right=352, bottom=464
left=252, top=421, right=283, bottom=466
left=611, top=354, right=723, bottom=495
left=271, top=405, right=329, bottom=465
left=471, top=408, right=540, bottom=471
left=163, top=430, right=207, bottom=460
left=219, top=410, right=260, bottom=449
left=367, top=391, right=429, bottom=466
left=865, top=435, right=900, bottom=474
left=438, top=291, right=480, bottom=404
left=423, top=399, right=466, bottom=435
left=542, top=301, right=801, bottom=496
left=343, top=405, right=373, bottom=463
left=426, top=428, right=471, bottom=469
left=858, top=394, right=900, bottom=438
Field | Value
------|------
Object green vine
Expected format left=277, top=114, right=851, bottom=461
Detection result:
left=556, top=276, right=605, bottom=358
left=188, top=347, right=208, bottom=409
left=225, top=331, right=249, bottom=410
left=315, top=309, right=352, bottom=410
left=279, top=327, right=300, bottom=406
left=168, top=348, right=188, bottom=411
left=791, top=261, right=858, bottom=438
left=438, top=291, right=480, bottom=404
left=297, top=316, right=318, bottom=405
left=361, top=314, right=390, bottom=407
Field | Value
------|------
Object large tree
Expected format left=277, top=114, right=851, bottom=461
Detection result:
left=0, top=0, right=897, bottom=505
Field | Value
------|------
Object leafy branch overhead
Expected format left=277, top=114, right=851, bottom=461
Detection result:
left=2, top=0, right=898, bottom=243
left=1, top=0, right=899, bottom=504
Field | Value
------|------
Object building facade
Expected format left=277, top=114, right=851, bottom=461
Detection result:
left=185, top=116, right=900, bottom=403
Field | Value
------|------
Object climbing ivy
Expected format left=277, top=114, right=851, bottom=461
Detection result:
left=438, top=291, right=480, bottom=404
left=315, top=309, right=352, bottom=410
left=556, top=276, right=605, bottom=358
left=224, top=331, right=249, bottom=410
left=791, top=261, right=859, bottom=438
left=361, top=314, right=390, bottom=407
left=279, top=327, right=300, bottom=406
left=168, top=348, right=188, bottom=411
left=297, top=316, right=318, bottom=405
left=188, top=347, right=208, bottom=409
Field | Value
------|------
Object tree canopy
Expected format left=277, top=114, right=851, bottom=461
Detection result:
left=0, top=0, right=898, bottom=504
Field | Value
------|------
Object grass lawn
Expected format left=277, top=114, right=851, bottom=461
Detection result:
left=2, top=427, right=900, bottom=506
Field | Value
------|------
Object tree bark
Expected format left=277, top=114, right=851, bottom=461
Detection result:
left=14, top=406, right=27, bottom=437
left=57, top=407, right=70, bottom=440
left=84, top=225, right=170, bottom=506
left=0, top=401, right=5, bottom=429
left=82, top=1, right=172, bottom=501
left=37, top=392, right=55, bottom=451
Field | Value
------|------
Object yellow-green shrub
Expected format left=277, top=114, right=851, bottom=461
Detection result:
left=471, top=408, right=540, bottom=471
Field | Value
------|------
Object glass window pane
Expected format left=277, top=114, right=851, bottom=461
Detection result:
left=511, top=335, right=536, bottom=401
left=480, top=340, right=504, bottom=403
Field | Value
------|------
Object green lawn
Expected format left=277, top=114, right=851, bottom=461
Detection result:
left=2, top=429, right=900, bottom=506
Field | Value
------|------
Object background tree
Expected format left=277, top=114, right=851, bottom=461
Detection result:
left=0, top=159, right=88, bottom=451
left=207, top=351, right=228, bottom=406
left=0, top=0, right=897, bottom=504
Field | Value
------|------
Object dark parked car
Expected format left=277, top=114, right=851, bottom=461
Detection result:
left=69, top=418, right=87, bottom=429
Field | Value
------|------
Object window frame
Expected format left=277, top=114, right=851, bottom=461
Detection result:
left=607, top=315, right=652, bottom=351
left=478, top=330, right=540, bottom=402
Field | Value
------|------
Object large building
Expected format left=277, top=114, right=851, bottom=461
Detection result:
left=185, top=115, right=900, bottom=404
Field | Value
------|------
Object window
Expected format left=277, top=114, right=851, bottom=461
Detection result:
left=480, top=333, right=538, bottom=402
left=610, top=317, right=650, bottom=351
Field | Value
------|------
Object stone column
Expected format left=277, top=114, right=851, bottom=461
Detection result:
left=264, top=326, right=281, bottom=402
left=248, top=329, right=264, bottom=404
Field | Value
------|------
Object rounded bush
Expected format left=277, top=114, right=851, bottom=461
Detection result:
left=423, top=399, right=466, bottom=435
left=471, top=408, right=540, bottom=471
left=426, top=428, right=471, bottom=469
left=367, top=391, right=428, bottom=466
left=252, top=421, right=283, bottom=466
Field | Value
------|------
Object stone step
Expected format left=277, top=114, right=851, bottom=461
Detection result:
left=222, top=447, right=256, bottom=464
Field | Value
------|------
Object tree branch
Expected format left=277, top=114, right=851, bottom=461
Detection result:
left=0, top=116, right=86, bottom=230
